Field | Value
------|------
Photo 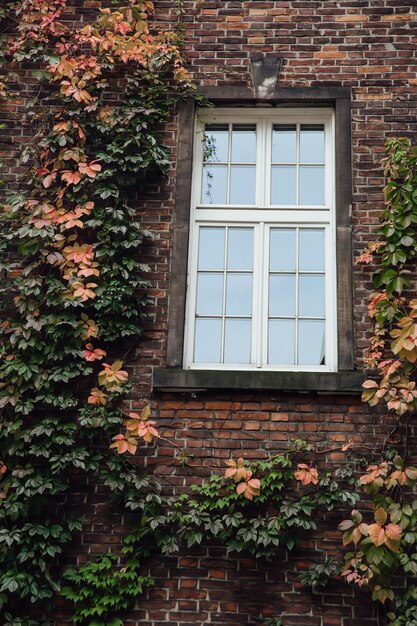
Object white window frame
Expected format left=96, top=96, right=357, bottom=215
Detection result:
left=184, top=107, right=337, bottom=372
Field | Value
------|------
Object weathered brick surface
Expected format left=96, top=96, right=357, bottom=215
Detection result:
left=3, top=1, right=417, bottom=624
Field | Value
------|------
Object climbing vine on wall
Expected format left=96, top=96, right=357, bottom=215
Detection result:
left=359, top=138, right=417, bottom=417
left=346, top=138, right=417, bottom=624
left=0, top=1, right=194, bottom=622
left=62, top=438, right=361, bottom=625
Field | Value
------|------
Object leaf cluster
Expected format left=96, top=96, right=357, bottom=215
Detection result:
left=338, top=454, right=417, bottom=623
left=359, top=139, right=417, bottom=414
left=131, top=448, right=358, bottom=559
left=62, top=553, right=154, bottom=625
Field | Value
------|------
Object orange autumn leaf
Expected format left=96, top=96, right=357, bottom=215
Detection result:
left=64, top=243, right=94, bottom=264
left=53, top=121, right=71, bottom=133
left=34, top=165, right=57, bottom=187
left=72, top=282, right=97, bottom=301
left=124, top=406, right=158, bottom=443
left=294, top=463, right=319, bottom=486
left=82, top=343, right=106, bottom=361
left=367, top=507, right=402, bottom=552
left=235, top=469, right=261, bottom=500
left=78, top=161, right=101, bottom=178
left=30, top=217, right=53, bottom=228
left=359, top=462, right=389, bottom=493
left=127, top=420, right=159, bottom=444
left=87, top=388, right=108, bottom=405
left=368, top=292, right=388, bottom=318
left=80, top=314, right=99, bottom=340
left=57, top=213, right=84, bottom=229
left=60, top=80, right=96, bottom=104
left=127, top=405, right=151, bottom=422
left=61, top=170, right=82, bottom=185
left=54, top=204, right=93, bottom=229
left=98, top=361, right=129, bottom=390
left=110, top=434, right=137, bottom=455
left=367, top=524, right=386, bottom=547
left=224, top=457, right=247, bottom=483
left=76, top=262, right=100, bottom=278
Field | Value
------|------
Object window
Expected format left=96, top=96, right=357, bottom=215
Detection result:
left=184, top=108, right=337, bottom=372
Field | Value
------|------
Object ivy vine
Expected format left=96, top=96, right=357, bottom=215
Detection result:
left=359, top=138, right=417, bottom=416
left=0, top=1, right=194, bottom=623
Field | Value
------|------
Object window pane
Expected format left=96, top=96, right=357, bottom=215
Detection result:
left=202, top=165, right=228, bottom=204
left=198, top=228, right=225, bottom=270
left=204, top=124, right=229, bottom=162
left=270, top=229, right=296, bottom=272
left=196, top=273, right=223, bottom=315
left=230, top=166, right=255, bottom=204
left=298, top=320, right=325, bottom=365
left=194, top=319, right=222, bottom=363
left=299, top=229, right=325, bottom=271
left=299, top=166, right=324, bottom=205
left=231, top=124, right=256, bottom=162
left=300, top=124, right=324, bottom=163
left=272, top=125, right=296, bottom=163
left=227, top=228, right=254, bottom=270
left=226, top=274, right=252, bottom=315
left=224, top=319, right=251, bottom=363
left=298, top=275, right=325, bottom=317
left=271, top=166, right=296, bottom=205
left=268, top=319, right=295, bottom=365
left=269, top=275, right=296, bottom=317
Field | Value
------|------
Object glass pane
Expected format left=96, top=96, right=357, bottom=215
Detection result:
left=269, top=275, right=296, bottom=317
left=268, top=319, right=295, bottom=365
left=198, top=228, right=225, bottom=270
left=271, top=166, right=296, bottom=205
left=298, top=275, right=325, bottom=317
left=194, top=319, right=222, bottom=363
left=270, top=229, right=296, bottom=272
left=298, top=320, right=325, bottom=365
left=299, top=166, right=324, bottom=205
left=299, top=229, right=325, bottom=271
left=202, top=165, right=228, bottom=204
left=204, top=124, right=229, bottom=162
left=226, top=274, right=252, bottom=315
left=230, top=166, right=255, bottom=204
left=224, top=319, right=251, bottom=363
left=227, top=228, right=254, bottom=270
left=300, top=124, right=324, bottom=163
left=272, top=125, right=296, bottom=163
left=231, top=124, right=256, bottom=163
left=196, top=273, right=223, bottom=315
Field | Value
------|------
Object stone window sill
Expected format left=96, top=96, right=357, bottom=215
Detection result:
left=153, top=369, right=366, bottom=393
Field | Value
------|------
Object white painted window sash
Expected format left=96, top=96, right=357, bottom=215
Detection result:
left=184, top=108, right=336, bottom=372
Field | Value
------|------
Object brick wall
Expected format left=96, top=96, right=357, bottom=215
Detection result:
left=3, top=1, right=417, bottom=624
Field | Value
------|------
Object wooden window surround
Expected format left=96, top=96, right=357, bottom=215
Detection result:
left=153, top=86, right=365, bottom=393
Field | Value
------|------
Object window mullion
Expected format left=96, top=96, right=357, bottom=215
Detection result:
left=220, top=226, right=228, bottom=363
left=261, top=223, right=269, bottom=367
left=295, top=227, right=300, bottom=365
left=296, top=123, right=300, bottom=206
left=254, top=222, right=264, bottom=368
left=257, top=119, right=267, bottom=207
